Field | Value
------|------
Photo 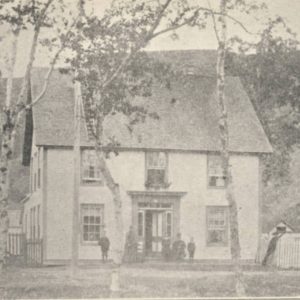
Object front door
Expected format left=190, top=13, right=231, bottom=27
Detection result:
left=144, top=210, right=172, bottom=256
left=151, top=210, right=163, bottom=253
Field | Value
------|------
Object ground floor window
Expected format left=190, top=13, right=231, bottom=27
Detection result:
left=81, top=204, right=104, bottom=243
left=206, top=206, right=228, bottom=246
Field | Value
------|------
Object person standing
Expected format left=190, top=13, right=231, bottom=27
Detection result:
left=172, top=233, right=186, bottom=261
left=262, top=230, right=284, bottom=266
left=123, top=226, right=138, bottom=263
left=162, top=235, right=171, bottom=261
left=187, top=237, right=196, bottom=261
left=98, top=231, right=110, bottom=262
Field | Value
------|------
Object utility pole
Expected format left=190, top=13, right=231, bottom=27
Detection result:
left=71, top=81, right=82, bottom=275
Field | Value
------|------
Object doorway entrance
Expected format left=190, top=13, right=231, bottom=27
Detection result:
left=129, top=191, right=184, bottom=259
left=138, top=202, right=173, bottom=257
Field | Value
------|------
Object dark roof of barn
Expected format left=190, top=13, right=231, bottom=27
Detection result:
left=30, top=50, right=272, bottom=153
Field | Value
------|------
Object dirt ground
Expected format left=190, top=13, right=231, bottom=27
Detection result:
left=1, top=264, right=300, bottom=298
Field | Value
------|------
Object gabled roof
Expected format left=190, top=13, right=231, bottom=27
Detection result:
left=29, top=50, right=272, bottom=153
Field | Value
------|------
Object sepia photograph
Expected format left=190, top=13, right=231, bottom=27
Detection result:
left=0, top=0, right=300, bottom=298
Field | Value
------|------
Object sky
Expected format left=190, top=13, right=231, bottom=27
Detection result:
left=1, top=0, right=300, bottom=76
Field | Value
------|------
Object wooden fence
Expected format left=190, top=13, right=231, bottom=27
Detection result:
left=6, top=234, right=43, bottom=267
left=257, top=233, right=300, bottom=269
left=276, top=234, right=300, bottom=269
left=6, top=233, right=25, bottom=256
left=25, top=239, right=43, bottom=266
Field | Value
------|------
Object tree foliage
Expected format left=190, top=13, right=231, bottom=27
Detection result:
left=67, top=0, right=207, bottom=143
left=228, top=18, right=300, bottom=187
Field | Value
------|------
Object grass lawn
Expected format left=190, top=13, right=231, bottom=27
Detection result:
left=1, top=264, right=300, bottom=298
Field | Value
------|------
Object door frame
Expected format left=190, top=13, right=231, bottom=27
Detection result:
left=129, top=191, right=186, bottom=257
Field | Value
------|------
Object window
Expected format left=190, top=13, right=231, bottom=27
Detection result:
left=146, top=152, right=167, bottom=187
left=208, top=155, right=226, bottom=187
left=24, top=214, right=27, bottom=237
left=30, top=158, right=33, bottom=193
left=82, top=150, right=102, bottom=183
left=166, top=212, right=172, bottom=237
left=37, top=148, right=41, bottom=189
left=38, top=169, right=41, bottom=189
left=138, top=211, right=144, bottom=237
left=81, top=204, right=104, bottom=243
left=33, top=207, right=36, bottom=239
left=37, top=205, right=40, bottom=239
left=34, top=173, right=37, bottom=192
left=206, top=206, right=228, bottom=246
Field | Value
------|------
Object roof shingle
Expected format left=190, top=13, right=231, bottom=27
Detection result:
left=30, top=50, right=272, bottom=153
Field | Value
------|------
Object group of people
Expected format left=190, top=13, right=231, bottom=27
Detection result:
left=162, top=233, right=196, bottom=262
left=99, top=226, right=284, bottom=266
left=98, top=228, right=196, bottom=263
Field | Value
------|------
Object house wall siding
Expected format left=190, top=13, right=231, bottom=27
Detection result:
left=23, top=137, right=44, bottom=240
left=43, top=148, right=259, bottom=262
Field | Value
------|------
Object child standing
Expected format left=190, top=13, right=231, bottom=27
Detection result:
left=98, top=231, right=110, bottom=262
left=187, top=237, right=196, bottom=261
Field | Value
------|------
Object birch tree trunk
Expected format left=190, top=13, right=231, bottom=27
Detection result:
left=0, top=31, right=19, bottom=269
left=0, top=0, right=65, bottom=270
left=94, top=111, right=123, bottom=296
left=216, top=0, right=246, bottom=296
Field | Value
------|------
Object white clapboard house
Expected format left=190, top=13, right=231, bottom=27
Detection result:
left=20, top=50, right=272, bottom=265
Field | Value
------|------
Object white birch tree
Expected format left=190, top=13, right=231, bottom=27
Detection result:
left=0, top=0, right=80, bottom=269
left=67, top=0, right=208, bottom=294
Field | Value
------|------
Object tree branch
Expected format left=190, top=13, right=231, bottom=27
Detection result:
left=153, top=6, right=255, bottom=37
left=10, top=11, right=80, bottom=150
left=35, top=0, right=54, bottom=29
left=102, top=0, right=173, bottom=90
left=207, top=0, right=221, bottom=44
left=27, top=19, right=80, bottom=110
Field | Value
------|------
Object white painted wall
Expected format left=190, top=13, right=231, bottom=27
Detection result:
left=42, top=148, right=260, bottom=262
left=23, top=138, right=43, bottom=240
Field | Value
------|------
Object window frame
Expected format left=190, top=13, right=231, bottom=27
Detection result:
left=81, top=149, right=103, bottom=186
left=37, top=205, right=40, bottom=239
left=207, top=154, right=227, bottom=189
left=37, top=148, right=41, bottom=189
left=206, top=206, right=228, bottom=247
left=145, top=151, right=168, bottom=188
left=137, top=210, right=145, bottom=238
left=80, top=204, right=104, bottom=245
left=30, top=157, right=33, bottom=193
left=165, top=211, right=173, bottom=238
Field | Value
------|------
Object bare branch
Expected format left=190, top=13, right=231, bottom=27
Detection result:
left=207, top=0, right=221, bottom=44
left=222, top=12, right=255, bottom=35
left=15, top=0, right=55, bottom=113
left=10, top=11, right=80, bottom=149
left=35, top=0, right=55, bottom=29
left=27, top=19, right=80, bottom=109
left=26, top=49, right=63, bottom=109
left=153, top=6, right=255, bottom=37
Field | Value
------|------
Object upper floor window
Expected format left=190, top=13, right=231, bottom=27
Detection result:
left=145, top=152, right=168, bottom=188
left=206, top=206, right=228, bottom=246
left=208, top=154, right=226, bottom=188
left=82, top=150, right=102, bottom=184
